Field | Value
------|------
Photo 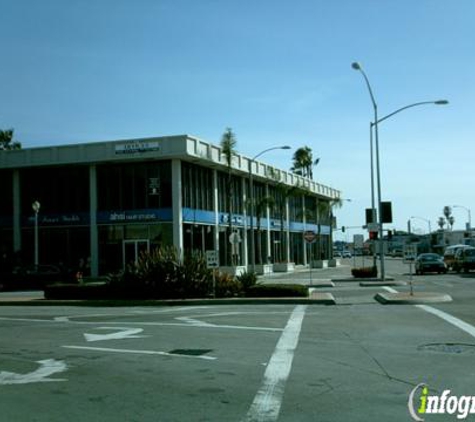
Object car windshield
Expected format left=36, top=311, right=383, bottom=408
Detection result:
left=421, top=254, right=440, bottom=261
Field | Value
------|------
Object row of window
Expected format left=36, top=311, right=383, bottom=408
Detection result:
left=0, top=162, right=332, bottom=222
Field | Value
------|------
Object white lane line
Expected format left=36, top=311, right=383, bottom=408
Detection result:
left=382, top=286, right=475, bottom=339
left=415, top=305, right=475, bottom=339
left=62, top=346, right=216, bottom=360
left=0, top=359, right=67, bottom=385
left=382, top=286, right=398, bottom=293
left=243, top=305, right=307, bottom=422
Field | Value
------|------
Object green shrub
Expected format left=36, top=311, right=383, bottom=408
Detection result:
left=212, top=271, right=242, bottom=298
left=351, top=266, right=377, bottom=278
left=246, top=284, right=308, bottom=298
left=107, top=247, right=213, bottom=299
left=235, top=271, right=257, bottom=291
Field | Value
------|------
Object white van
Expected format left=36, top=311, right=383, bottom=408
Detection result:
left=443, top=244, right=471, bottom=270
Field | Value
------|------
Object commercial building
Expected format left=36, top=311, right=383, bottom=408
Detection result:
left=0, top=135, right=341, bottom=277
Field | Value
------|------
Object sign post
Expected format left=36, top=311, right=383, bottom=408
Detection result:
left=304, top=231, right=317, bottom=287
left=403, top=244, right=418, bottom=296
left=206, top=250, right=219, bottom=298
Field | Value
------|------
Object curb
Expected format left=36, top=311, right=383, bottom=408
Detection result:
left=359, top=281, right=407, bottom=287
left=0, top=295, right=337, bottom=307
left=374, top=292, right=453, bottom=305
left=331, top=277, right=395, bottom=283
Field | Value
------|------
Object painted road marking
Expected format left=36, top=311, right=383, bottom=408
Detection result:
left=0, top=359, right=67, bottom=385
left=416, top=305, right=475, bottom=339
left=0, top=316, right=282, bottom=332
left=62, top=346, right=216, bottom=360
left=243, top=305, right=307, bottom=422
left=84, top=327, right=147, bottom=342
left=382, top=286, right=475, bottom=339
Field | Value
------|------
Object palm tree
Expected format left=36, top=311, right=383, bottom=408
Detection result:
left=0, top=129, right=21, bottom=150
left=437, top=217, right=446, bottom=231
left=291, top=146, right=316, bottom=179
left=443, top=206, right=454, bottom=231
left=220, top=128, right=237, bottom=265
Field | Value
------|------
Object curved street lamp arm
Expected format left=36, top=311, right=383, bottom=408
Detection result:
left=251, top=146, right=290, bottom=161
left=356, top=68, right=377, bottom=110
left=373, top=100, right=448, bottom=126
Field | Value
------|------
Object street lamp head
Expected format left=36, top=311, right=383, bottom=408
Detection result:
left=435, top=100, right=449, bottom=105
left=281, top=146, right=291, bottom=150
left=351, top=62, right=362, bottom=70
left=32, top=201, right=41, bottom=213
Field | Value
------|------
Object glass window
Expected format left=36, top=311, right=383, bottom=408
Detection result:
left=20, top=166, right=89, bottom=215
left=97, top=161, right=171, bottom=211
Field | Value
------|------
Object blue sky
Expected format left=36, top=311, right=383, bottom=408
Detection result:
left=1, top=0, right=474, bottom=239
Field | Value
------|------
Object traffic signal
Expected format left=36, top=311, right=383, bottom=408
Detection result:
left=387, top=230, right=393, bottom=240
left=369, top=231, right=378, bottom=240
left=342, top=226, right=345, bottom=233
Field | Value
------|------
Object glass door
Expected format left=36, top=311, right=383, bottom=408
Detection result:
left=123, top=239, right=150, bottom=269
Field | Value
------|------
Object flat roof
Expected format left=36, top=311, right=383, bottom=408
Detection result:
left=0, top=134, right=341, bottom=200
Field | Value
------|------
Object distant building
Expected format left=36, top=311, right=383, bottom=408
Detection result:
left=0, top=135, right=341, bottom=276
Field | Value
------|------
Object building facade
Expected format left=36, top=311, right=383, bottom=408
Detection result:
left=0, top=135, right=341, bottom=276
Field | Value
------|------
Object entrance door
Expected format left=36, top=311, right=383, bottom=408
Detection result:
left=123, top=239, right=150, bottom=269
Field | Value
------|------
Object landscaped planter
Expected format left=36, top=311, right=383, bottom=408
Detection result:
left=219, top=266, right=247, bottom=277
left=253, top=264, right=273, bottom=275
left=273, top=262, right=295, bottom=273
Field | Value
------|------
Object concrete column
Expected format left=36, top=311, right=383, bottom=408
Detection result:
left=89, top=165, right=99, bottom=277
left=302, top=196, right=307, bottom=266
left=213, top=169, right=219, bottom=253
left=241, top=177, right=248, bottom=267
left=171, top=159, right=183, bottom=259
left=285, top=197, right=291, bottom=263
left=13, top=170, right=21, bottom=252
left=265, top=184, right=271, bottom=264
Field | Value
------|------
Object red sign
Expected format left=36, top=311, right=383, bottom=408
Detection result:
left=304, top=231, right=317, bottom=243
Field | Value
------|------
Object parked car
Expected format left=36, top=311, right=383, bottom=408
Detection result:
left=443, top=244, right=471, bottom=270
left=342, top=251, right=352, bottom=258
left=415, top=253, right=447, bottom=275
left=452, top=246, right=475, bottom=273
left=390, top=249, right=403, bottom=258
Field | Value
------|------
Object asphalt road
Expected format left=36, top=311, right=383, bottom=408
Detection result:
left=1, top=259, right=475, bottom=421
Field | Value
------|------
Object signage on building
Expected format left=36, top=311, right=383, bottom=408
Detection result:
left=148, top=177, right=160, bottom=196
left=220, top=215, right=244, bottom=225
left=115, top=141, right=160, bottom=155
left=25, top=213, right=89, bottom=226
left=97, top=209, right=173, bottom=224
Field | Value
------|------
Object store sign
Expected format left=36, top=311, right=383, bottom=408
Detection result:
left=25, top=213, right=89, bottom=226
left=108, top=211, right=159, bottom=222
left=97, top=209, right=173, bottom=224
left=115, top=141, right=160, bottom=155
left=220, top=215, right=244, bottom=225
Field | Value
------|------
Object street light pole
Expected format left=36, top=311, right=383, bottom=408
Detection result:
left=453, top=205, right=472, bottom=232
left=352, top=62, right=385, bottom=280
left=353, top=61, right=449, bottom=279
left=410, top=216, right=432, bottom=250
left=249, top=146, right=291, bottom=272
left=32, top=200, right=41, bottom=268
